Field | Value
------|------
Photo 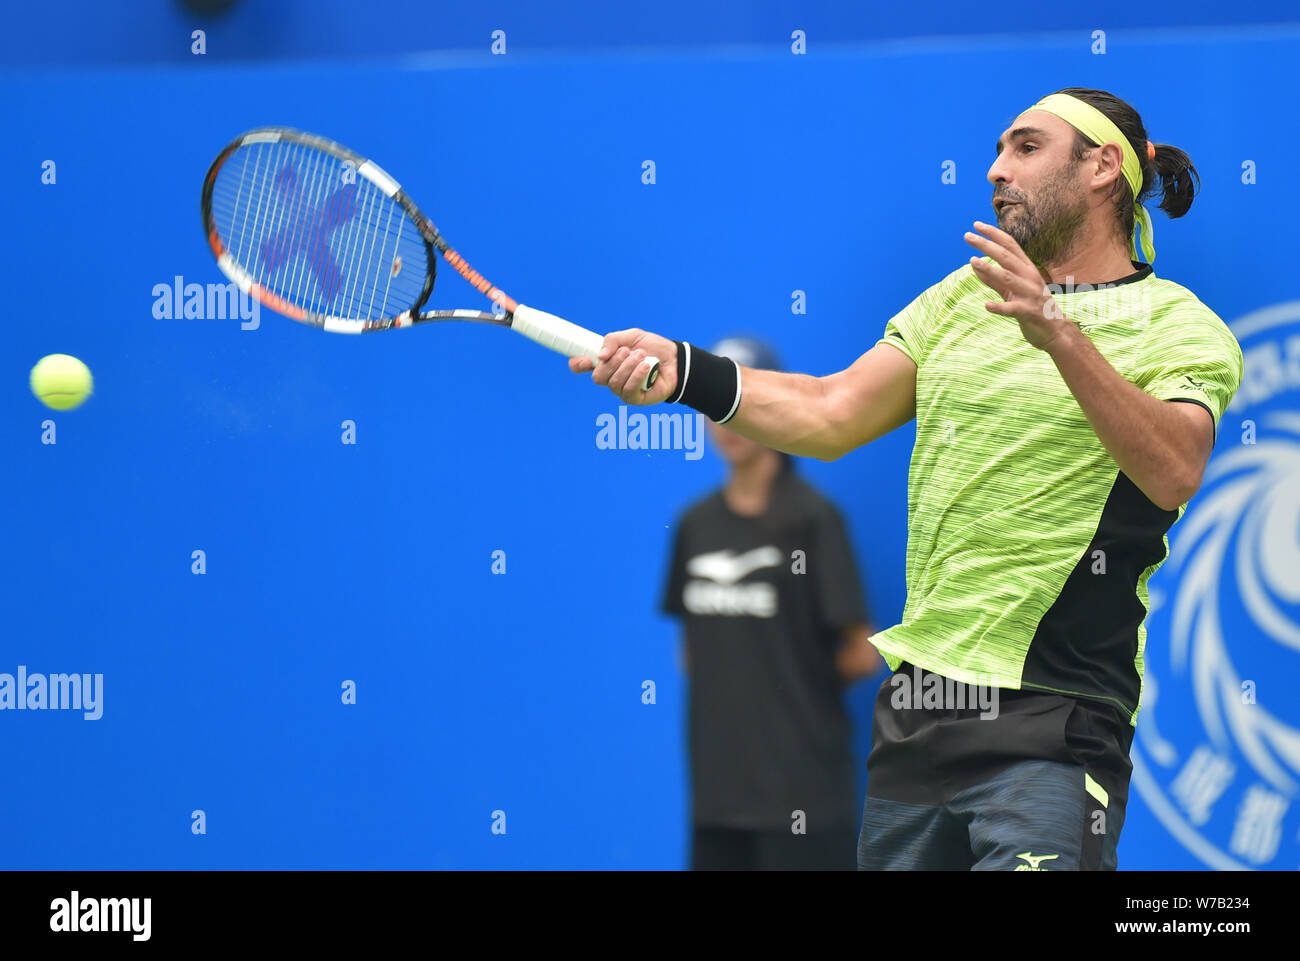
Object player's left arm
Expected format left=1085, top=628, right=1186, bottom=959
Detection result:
left=964, top=220, right=1237, bottom=512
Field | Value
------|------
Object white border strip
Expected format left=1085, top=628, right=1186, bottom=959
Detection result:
left=718, top=360, right=742, bottom=423
left=358, top=160, right=400, bottom=198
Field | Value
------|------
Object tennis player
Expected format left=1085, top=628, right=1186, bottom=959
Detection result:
left=573, top=88, right=1244, bottom=870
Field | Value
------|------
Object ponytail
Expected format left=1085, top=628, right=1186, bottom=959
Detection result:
left=1055, top=87, right=1201, bottom=245
left=1147, top=143, right=1200, bottom=219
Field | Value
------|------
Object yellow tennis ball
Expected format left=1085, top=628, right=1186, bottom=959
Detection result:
left=30, top=354, right=94, bottom=411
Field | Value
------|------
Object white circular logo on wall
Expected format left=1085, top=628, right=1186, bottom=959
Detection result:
left=1132, top=300, right=1300, bottom=870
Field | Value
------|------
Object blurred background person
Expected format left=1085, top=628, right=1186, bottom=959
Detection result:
left=661, top=337, right=883, bottom=871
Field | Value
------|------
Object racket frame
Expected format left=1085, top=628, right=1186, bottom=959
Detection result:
left=201, top=126, right=658, bottom=388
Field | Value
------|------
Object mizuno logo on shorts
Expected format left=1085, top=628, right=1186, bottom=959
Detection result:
left=1013, top=852, right=1060, bottom=870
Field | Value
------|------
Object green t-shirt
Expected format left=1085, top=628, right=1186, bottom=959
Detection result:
left=870, top=260, right=1243, bottom=725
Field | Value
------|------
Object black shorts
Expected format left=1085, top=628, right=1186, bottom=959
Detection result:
left=857, top=661, right=1135, bottom=870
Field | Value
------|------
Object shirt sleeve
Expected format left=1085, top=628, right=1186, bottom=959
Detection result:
left=660, top=520, right=687, bottom=617
left=1135, top=303, right=1244, bottom=436
left=810, top=500, right=869, bottom=630
left=874, top=267, right=966, bottom=369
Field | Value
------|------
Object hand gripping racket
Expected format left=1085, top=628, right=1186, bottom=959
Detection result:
left=200, top=127, right=658, bottom=390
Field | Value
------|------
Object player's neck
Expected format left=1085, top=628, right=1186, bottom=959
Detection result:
left=1039, top=229, right=1136, bottom=286
left=723, top=451, right=784, bottom=517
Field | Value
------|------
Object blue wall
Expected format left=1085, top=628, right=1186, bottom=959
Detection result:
left=2, top=8, right=1299, bottom=869
left=6, top=0, right=1300, bottom=66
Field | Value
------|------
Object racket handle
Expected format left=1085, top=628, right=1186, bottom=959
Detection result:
left=512, top=304, right=660, bottom=392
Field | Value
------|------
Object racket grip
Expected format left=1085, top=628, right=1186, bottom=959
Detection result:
left=512, top=304, right=660, bottom=392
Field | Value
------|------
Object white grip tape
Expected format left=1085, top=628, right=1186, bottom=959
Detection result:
left=511, top=304, right=659, bottom=391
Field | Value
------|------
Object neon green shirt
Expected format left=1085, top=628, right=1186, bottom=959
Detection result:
left=870, top=260, right=1243, bottom=724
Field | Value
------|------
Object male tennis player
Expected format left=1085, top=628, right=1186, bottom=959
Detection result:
left=572, top=88, right=1243, bottom=870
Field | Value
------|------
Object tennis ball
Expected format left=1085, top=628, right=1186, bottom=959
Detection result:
left=30, top=354, right=93, bottom=411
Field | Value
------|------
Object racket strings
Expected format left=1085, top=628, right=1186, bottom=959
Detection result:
left=210, top=140, right=428, bottom=321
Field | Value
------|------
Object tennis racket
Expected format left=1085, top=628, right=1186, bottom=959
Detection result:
left=200, top=126, right=658, bottom=390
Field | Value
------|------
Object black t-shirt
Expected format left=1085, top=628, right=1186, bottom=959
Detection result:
left=661, top=462, right=870, bottom=831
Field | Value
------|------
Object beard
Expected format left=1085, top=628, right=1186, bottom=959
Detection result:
left=996, top=161, right=1089, bottom=267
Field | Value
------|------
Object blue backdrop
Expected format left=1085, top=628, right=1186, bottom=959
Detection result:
left=2, top=6, right=1298, bottom=870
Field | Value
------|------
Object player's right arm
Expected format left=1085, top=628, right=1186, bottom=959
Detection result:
left=570, top=332, right=917, bottom=461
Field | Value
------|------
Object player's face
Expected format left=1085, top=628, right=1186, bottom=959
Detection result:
left=707, top=419, right=766, bottom=467
left=986, top=111, right=1089, bottom=265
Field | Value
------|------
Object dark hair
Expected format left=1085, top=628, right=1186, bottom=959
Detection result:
left=1053, top=87, right=1200, bottom=248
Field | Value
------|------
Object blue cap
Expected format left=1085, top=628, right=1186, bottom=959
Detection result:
left=710, top=336, right=783, bottom=372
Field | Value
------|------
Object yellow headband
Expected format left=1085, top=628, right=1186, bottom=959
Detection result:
left=1023, top=92, right=1155, bottom=264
